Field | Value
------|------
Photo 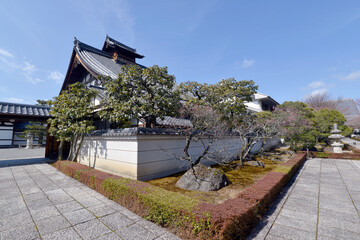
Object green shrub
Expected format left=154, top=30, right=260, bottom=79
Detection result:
left=102, top=177, right=199, bottom=227
left=316, top=152, right=329, bottom=158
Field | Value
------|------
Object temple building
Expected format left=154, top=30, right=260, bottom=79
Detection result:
left=0, top=102, right=49, bottom=147
left=61, top=35, right=144, bottom=93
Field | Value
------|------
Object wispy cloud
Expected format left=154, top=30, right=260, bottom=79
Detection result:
left=241, top=58, right=255, bottom=68
left=0, top=53, right=44, bottom=85
left=310, top=88, right=328, bottom=96
left=26, top=77, right=43, bottom=84
left=48, top=71, right=64, bottom=83
left=23, top=61, right=36, bottom=73
left=304, top=80, right=335, bottom=97
left=0, top=48, right=14, bottom=58
left=339, top=70, right=360, bottom=81
left=77, top=0, right=135, bottom=44
left=2, top=97, right=25, bottom=104
left=308, top=81, right=326, bottom=89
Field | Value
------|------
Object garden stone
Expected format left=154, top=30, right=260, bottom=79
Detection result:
left=247, top=161, right=265, bottom=167
left=176, top=164, right=228, bottom=191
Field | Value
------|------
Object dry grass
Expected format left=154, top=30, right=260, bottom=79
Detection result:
left=147, top=153, right=290, bottom=204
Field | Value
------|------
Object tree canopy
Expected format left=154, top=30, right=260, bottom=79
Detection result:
left=48, top=82, right=97, bottom=160
left=99, top=64, right=181, bottom=128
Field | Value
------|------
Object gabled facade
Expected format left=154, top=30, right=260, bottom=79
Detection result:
left=61, top=35, right=144, bottom=93
left=244, top=93, right=279, bottom=113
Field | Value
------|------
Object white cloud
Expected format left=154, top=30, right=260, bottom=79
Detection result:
left=48, top=71, right=64, bottom=83
left=26, top=77, right=43, bottom=85
left=2, top=97, right=25, bottom=103
left=339, top=70, right=360, bottom=81
left=241, top=58, right=255, bottom=68
left=0, top=48, right=14, bottom=58
left=22, top=61, right=36, bottom=73
left=0, top=56, right=21, bottom=70
left=308, top=81, right=326, bottom=89
left=310, top=88, right=328, bottom=96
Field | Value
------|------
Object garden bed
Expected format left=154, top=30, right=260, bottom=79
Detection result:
left=308, top=151, right=360, bottom=160
left=147, top=156, right=290, bottom=204
left=52, top=152, right=306, bottom=240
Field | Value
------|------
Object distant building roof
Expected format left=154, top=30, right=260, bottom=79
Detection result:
left=244, top=93, right=279, bottom=112
left=0, top=102, right=50, bottom=118
left=156, top=116, right=193, bottom=128
left=331, top=98, right=360, bottom=126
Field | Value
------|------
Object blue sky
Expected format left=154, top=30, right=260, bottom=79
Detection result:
left=1, top=0, right=360, bottom=104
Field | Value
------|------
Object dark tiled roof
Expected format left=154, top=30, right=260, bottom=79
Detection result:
left=156, top=116, right=193, bottom=128
left=0, top=102, right=50, bottom=117
left=106, top=36, right=136, bottom=53
left=74, top=38, right=146, bottom=79
left=332, top=99, right=360, bottom=125
left=103, top=35, right=144, bottom=59
left=88, top=127, right=187, bottom=137
left=74, top=39, right=124, bottom=79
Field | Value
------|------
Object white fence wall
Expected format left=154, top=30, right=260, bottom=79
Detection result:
left=78, top=130, right=280, bottom=181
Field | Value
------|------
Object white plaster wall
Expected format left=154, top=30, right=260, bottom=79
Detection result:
left=0, top=126, right=13, bottom=146
left=78, top=134, right=241, bottom=180
left=78, top=136, right=139, bottom=179
left=77, top=134, right=280, bottom=181
left=136, top=135, right=240, bottom=180
left=251, top=137, right=281, bottom=154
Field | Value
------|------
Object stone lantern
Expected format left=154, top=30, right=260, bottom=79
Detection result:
left=328, top=124, right=344, bottom=153
left=26, top=133, right=34, bottom=149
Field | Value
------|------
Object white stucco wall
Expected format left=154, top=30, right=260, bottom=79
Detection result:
left=77, top=130, right=280, bottom=181
left=78, top=133, right=241, bottom=181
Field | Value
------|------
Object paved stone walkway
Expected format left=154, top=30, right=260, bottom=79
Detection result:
left=0, top=163, right=180, bottom=240
left=249, top=158, right=360, bottom=240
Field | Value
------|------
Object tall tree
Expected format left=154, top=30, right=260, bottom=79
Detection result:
left=179, top=79, right=258, bottom=167
left=312, top=109, right=352, bottom=142
left=304, top=92, right=333, bottom=110
left=99, top=64, right=181, bottom=128
left=273, top=101, right=314, bottom=150
left=48, top=83, right=97, bottom=161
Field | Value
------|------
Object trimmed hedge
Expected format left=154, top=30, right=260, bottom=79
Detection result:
left=53, top=152, right=306, bottom=240
left=308, top=151, right=360, bottom=160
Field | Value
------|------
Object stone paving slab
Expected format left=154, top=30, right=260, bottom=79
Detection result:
left=0, top=162, right=181, bottom=240
left=248, top=158, right=360, bottom=240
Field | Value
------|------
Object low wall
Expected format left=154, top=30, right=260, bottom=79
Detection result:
left=78, top=128, right=279, bottom=181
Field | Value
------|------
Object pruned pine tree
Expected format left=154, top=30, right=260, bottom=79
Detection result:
left=48, top=82, right=97, bottom=161
left=99, top=64, right=181, bottom=128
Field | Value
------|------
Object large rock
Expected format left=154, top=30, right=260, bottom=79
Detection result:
left=176, top=164, right=229, bottom=191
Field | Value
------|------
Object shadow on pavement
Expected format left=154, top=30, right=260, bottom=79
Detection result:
left=0, top=157, right=56, bottom=168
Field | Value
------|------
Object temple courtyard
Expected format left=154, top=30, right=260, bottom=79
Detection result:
left=249, top=158, right=360, bottom=240
left=0, top=148, right=359, bottom=239
left=0, top=148, right=179, bottom=240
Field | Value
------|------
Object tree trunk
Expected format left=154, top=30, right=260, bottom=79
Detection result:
left=73, top=134, right=85, bottom=162
left=145, top=116, right=157, bottom=128
left=67, top=135, right=78, bottom=161
left=58, top=140, right=64, bottom=161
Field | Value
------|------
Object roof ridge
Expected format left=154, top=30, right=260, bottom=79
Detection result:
left=0, top=102, right=50, bottom=109
left=74, top=38, right=112, bottom=58
left=106, top=35, right=137, bottom=53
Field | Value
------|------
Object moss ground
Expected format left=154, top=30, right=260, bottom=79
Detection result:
left=147, top=154, right=290, bottom=204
